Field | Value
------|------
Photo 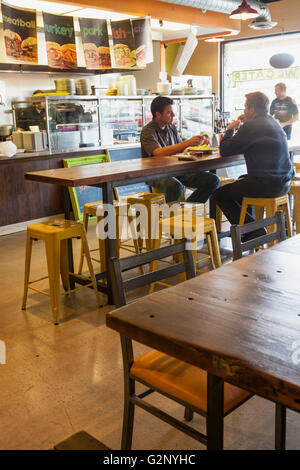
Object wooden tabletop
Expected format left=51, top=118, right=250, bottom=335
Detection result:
left=25, top=153, right=244, bottom=187
left=106, top=235, right=300, bottom=412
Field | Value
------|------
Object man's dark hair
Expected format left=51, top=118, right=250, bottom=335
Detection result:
left=151, top=96, right=174, bottom=118
left=245, top=91, right=269, bottom=116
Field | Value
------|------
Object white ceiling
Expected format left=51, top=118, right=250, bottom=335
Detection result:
left=3, top=0, right=228, bottom=41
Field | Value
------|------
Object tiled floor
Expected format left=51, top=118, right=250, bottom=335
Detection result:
left=0, top=224, right=299, bottom=450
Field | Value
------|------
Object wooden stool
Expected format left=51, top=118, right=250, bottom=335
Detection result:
left=152, top=185, right=186, bottom=201
left=78, top=201, right=140, bottom=274
left=239, top=194, right=293, bottom=242
left=216, top=176, right=236, bottom=231
left=289, top=180, right=300, bottom=234
left=149, top=213, right=221, bottom=293
left=22, top=219, right=102, bottom=325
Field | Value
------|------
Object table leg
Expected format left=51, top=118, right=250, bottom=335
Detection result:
left=102, top=182, right=116, bottom=304
left=63, top=187, right=75, bottom=290
left=207, top=373, right=224, bottom=450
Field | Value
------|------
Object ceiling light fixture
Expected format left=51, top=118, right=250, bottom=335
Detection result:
left=229, top=0, right=259, bottom=21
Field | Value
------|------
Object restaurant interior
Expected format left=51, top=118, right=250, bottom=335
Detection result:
left=0, top=0, right=300, bottom=451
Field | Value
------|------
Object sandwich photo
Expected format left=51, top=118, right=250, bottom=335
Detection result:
left=98, top=46, right=111, bottom=69
left=113, top=43, right=136, bottom=67
left=83, top=43, right=99, bottom=69
left=46, top=41, right=63, bottom=68
left=4, top=29, right=22, bottom=59
left=61, top=44, right=77, bottom=69
left=21, top=37, right=38, bottom=61
left=136, top=44, right=146, bottom=66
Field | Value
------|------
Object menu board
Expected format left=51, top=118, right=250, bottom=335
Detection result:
left=42, top=12, right=77, bottom=69
left=111, top=19, right=136, bottom=68
left=1, top=2, right=37, bottom=63
left=132, top=17, right=153, bottom=68
left=79, top=18, right=111, bottom=70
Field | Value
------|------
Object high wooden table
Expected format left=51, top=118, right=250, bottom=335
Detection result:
left=106, top=235, right=300, bottom=449
left=25, top=153, right=244, bottom=303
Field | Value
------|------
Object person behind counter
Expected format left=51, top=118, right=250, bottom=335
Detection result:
left=17, top=90, right=46, bottom=131
left=140, top=96, right=220, bottom=203
left=213, top=91, right=294, bottom=240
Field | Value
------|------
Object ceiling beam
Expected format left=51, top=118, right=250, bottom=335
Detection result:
left=54, top=0, right=240, bottom=32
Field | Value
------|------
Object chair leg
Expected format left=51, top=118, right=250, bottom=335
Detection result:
left=239, top=201, right=248, bottom=225
left=22, top=233, right=33, bottom=310
left=206, top=233, right=216, bottom=270
left=210, top=226, right=222, bottom=268
left=281, top=202, right=293, bottom=238
left=275, top=403, right=286, bottom=450
left=184, top=406, right=194, bottom=422
left=292, top=190, right=300, bottom=234
left=80, top=228, right=102, bottom=307
left=215, top=205, right=222, bottom=232
left=78, top=212, right=89, bottom=274
left=121, top=378, right=135, bottom=450
left=45, top=237, right=61, bottom=325
left=60, top=239, right=70, bottom=292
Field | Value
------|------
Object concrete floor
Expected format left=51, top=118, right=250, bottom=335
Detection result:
left=0, top=223, right=299, bottom=450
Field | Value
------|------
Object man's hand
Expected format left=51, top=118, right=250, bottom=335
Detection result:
left=185, top=135, right=209, bottom=147
left=227, top=118, right=242, bottom=131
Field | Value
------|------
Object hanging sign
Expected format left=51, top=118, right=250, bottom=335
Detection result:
left=132, top=17, right=153, bottom=67
left=42, top=12, right=77, bottom=69
left=79, top=18, right=111, bottom=70
left=1, top=2, right=38, bottom=63
left=111, top=19, right=136, bottom=68
left=176, top=30, right=198, bottom=75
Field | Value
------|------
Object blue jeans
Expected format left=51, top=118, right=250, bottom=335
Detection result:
left=147, top=170, right=220, bottom=203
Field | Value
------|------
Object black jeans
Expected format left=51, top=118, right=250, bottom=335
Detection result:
left=212, top=175, right=292, bottom=226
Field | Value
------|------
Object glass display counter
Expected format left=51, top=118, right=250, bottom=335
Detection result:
left=12, top=94, right=214, bottom=152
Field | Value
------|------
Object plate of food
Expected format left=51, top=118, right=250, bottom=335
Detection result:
left=184, top=145, right=218, bottom=155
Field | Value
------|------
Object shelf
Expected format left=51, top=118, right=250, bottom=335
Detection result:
left=0, top=63, right=145, bottom=75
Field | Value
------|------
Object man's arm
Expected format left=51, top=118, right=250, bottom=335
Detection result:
left=220, top=119, right=249, bottom=157
left=152, top=135, right=208, bottom=157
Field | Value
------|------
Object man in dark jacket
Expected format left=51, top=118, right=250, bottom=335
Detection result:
left=213, top=91, right=294, bottom=237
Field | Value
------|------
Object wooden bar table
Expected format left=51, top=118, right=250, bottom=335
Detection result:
left=25, top=153, right=243, bottom=303
left=106, top=235, right=300, bottom=449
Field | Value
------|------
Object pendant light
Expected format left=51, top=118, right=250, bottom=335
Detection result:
left=230, top=0, right=259, bottom=20
left=269, top=29, right=295, bottom=69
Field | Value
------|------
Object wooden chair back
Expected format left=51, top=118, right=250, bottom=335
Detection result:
left=230, top=211, right=286, bottom=260
left=108, top=239, right=195, bottom=307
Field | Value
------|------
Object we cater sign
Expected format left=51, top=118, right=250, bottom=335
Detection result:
left=231, top=66, right=300, bottom=86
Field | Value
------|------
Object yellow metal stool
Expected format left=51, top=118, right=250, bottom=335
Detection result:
left=239, top=194, right=293, bottom=242
left=289, top=180, right=300, bottom=234
left=216, top=176, right=236, bottom=231
left=78, top=201, right=141, bottom=275
left=125, top=192, right=166, bottom=252
left=149, top=212, right=221, bottom=293
left=22, top=219, right=102, bottom=325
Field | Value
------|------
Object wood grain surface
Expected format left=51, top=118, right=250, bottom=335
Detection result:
left=106, top=237, right=300, bottom=412
left=25, top=154, right=244, bottom=187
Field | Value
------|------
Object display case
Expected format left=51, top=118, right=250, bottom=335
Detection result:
left=12, top=96, right=100, bottom=152
left=99, top=97, right=142, bottom=145
left=12, top=94, right=214, bottom=152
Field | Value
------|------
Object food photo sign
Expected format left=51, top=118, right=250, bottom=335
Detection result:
left=111, top=19, right=136, bottom=68
left=1, top=2, right=38, bottom=63
left=42, top=12, right=77, bottom=69
left=132, top=17, right=153, bottom=68
left=79, top=18, right=111, bottom=70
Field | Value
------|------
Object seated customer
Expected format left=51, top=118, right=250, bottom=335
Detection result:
left=140, top=96, right=220, bottom=203
left=213, top=91, right=294, bottom=238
